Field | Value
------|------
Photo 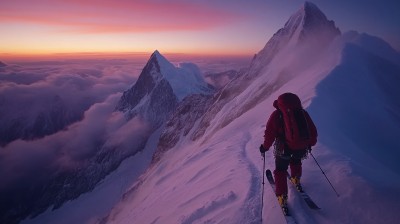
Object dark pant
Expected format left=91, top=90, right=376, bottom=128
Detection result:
left=274, top=149, right=307, bottom=196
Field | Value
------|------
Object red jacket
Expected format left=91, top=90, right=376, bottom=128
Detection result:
left=263, top=100, right=317, bottom=150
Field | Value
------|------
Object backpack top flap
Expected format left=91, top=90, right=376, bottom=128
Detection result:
left=277, top=92, right=302, bottom=110
left=277, top=93, right=311, bottom=149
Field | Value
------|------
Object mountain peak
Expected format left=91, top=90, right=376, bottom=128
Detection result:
left=284, top=1, right=340, bottom=36
left=146, top=51, right=211, bottom=101
left=301, top=1, right=328, bottom=22
left=299, top=1, right=340, bottom=35
left=0, top=61, right=6, bottom=67
left=151, top=50, right=162, bottom=61
left=251, top=2, right=340, bottom=75
left=149, top=50, right=175, bottom=72
left=303, top=1, right=320, bottom=12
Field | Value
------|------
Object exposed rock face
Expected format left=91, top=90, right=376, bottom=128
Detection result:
left=116, top=51, right=178, bottom=128
left=153, top=93, right=213, bottom=163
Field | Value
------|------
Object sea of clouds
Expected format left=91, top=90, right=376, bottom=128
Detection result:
left=0, top=58, right=146, bottom=191
left=0, top=55, right=250, bottom=195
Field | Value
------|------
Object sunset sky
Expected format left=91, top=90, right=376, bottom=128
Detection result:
left=1, top=0, right=399, bottom=59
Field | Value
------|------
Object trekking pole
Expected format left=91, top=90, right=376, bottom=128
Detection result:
left=310, top=151, right=340, bottom=197
left=261, top=153, right=266, bottom=223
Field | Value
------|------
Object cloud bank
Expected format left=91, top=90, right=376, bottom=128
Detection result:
left=0, top=93, right=150, bottom=191
left=0, top=59, right=145, bottom=190
left=0, top=59, right=143, bottom=144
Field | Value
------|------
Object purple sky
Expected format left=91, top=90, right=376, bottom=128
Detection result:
left=0, top=0, right=399, bottom=58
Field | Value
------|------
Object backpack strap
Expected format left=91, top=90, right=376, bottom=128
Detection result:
left=277, top=110, right=285, bottom=140
left=273, top=110, right=287, bottom=158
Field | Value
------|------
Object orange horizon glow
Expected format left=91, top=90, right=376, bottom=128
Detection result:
left=0, top=51, right=254, bottom=62
left=0, top=39, right=256, bottom=57
left=0, top=0, right=267, bottom=59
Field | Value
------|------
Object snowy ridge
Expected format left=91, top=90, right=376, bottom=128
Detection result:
left=342, top=31, right=400, bottom=65
left=309, top=40, right=400, bottom=175
left=103, top=3, right=400, bottom=224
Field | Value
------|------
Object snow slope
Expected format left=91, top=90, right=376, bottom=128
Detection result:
left=103, top=3, right=400, bottom=224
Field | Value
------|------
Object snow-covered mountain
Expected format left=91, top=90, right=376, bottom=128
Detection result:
left=116, top=50, right=212, bottom=127
left=102, top=2, right=400, bottom=224
left=19, top=2, right=400, bottom=224
left=250, top=1, right=340, bottom=74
